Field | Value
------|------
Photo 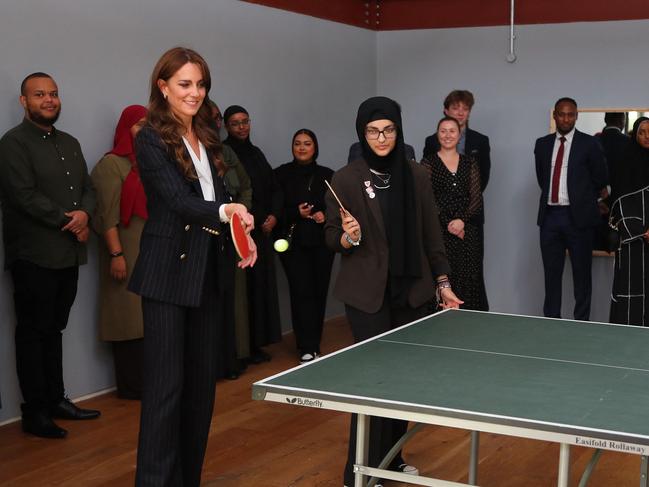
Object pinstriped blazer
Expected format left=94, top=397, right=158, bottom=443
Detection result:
left=128, top=126, right=226, bottom=307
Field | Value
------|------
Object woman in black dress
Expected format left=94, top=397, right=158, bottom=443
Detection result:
left=609, top=117, right=649, bottom=326
left=223, top=105, right=282, bottom=362
left=275, top=129, right=334, bottom=363
left=423, top=116, right=488, bottom=311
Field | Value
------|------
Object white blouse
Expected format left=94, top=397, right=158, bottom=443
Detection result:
left=182, top=137, right=215, bottom=202
left=182, top=137, right=230, bottom=222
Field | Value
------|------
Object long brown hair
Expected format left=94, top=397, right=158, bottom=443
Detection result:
left=147, top=47, right=224, bottom=179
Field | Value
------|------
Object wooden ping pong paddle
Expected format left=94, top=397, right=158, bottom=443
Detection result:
left=230, top=212, right=251, bottom=260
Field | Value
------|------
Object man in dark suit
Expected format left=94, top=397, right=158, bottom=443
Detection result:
left=593, top=112, right=629, bottom=251
left=422, top=90, right=491, bottom=191
left=535, top=97, right=608, bottom=320
left=596, top=112, right=629, bottom=200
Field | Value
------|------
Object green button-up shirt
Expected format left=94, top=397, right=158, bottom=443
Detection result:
left=0, top=118, right=95, bottom=269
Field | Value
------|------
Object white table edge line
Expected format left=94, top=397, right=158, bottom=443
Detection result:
left=456, top=308, right=649, bottom=331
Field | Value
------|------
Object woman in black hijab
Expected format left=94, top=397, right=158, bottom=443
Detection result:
left=275, top=129, right=334, bottom=364
left=325, top=96, right=462, bottom=486
left=614, top=117, right=649, bottom=198
left=223, top=105, right=282, bottom=363
left=609, top=117, right=649, bottom=326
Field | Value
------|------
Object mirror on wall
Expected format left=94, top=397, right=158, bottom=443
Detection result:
left=549, top=108, right=649, bottom=136
left=549, top=108, right=649, bottom=256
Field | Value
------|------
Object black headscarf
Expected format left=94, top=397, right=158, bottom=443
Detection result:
left=223, top=105, right=279, bottom=224
left=223, top=105, right=248, bottom=124
left=223, top=104, right=256, bottom=160
left=616, top=117, right=649, bottom=198
left=355, top=96, right=420, bottom=304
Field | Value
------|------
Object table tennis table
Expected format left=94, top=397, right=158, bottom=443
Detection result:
left=252, top=309, right=649, bottom=486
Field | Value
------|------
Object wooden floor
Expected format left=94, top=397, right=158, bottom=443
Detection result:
left=0, top=316, right=644, bottom=486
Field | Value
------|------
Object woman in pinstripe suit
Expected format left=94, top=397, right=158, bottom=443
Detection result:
left=128, top=47, right=256, bottom=487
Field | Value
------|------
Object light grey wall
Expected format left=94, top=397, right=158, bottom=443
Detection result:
left=0, top=0, right=374, bottom=422
left=377, top=19, right=649, bottom=319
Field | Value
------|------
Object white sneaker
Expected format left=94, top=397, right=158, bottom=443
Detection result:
left=300, top=352, right=320, bottom=364
left=398, top=463, right=419, bottom=476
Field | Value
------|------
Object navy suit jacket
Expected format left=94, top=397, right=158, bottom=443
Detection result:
left=128, top=126, right=227, bottom=307
left=423, top=127, right=491, bottom=191
left=534, top=129, right=608, bottom=228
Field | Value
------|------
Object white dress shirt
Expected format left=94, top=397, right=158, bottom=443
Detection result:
left=547, top=127, right=575, bottom=206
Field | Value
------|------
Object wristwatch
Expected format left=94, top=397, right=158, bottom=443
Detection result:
left=344, top=232, right=361, bottom=247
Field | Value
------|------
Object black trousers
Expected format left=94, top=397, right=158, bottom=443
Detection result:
left=135, top=244, right=225, bottom=487
left=343, top=296, right=426, bottom=486
left=540, top=206, right=595, bottom=321
left=280, top=244, right=334, bottom=354
left=10, top=260, right=78, bottom=415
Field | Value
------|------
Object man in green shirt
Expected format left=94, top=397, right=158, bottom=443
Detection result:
left=0, top=72, right=100, bottom=438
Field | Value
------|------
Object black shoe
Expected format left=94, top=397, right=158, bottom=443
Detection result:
left=51, top=398, right=101, bottom=420
left=238, top=358, right=249, bottom=372
left=250, top=349, right=271, bottom=364
left=22, top=411, right=68, bottom=439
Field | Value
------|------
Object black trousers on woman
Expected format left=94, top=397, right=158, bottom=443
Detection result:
left=343, top=296, right=426, bottom=486
left=280, top=244, right=334, bottom=355
left=136, top=241, right=225, bottom=487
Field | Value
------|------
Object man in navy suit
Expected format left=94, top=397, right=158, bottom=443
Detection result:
left=423, top=90, right=491, bottom=192
left=535, top=97, right=608, bottom=320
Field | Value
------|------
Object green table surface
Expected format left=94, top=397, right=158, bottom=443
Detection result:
left=255, top=310, right=649, bottom=443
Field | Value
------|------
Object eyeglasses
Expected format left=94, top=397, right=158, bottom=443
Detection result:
left=365, top=126, right=397, bottom=140
left=228, top=119, right=251, bottom=128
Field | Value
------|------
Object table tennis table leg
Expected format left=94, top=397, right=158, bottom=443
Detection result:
left=354, top=413, right=370, bottom=487
left=641, top=455, right=648, bottom=487
left=468, top=431, right=479, bottom=485
left=557, top=443, right=571, bottom=487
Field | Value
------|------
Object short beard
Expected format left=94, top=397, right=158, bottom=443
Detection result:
left=27, top=106, right=60, bottom=127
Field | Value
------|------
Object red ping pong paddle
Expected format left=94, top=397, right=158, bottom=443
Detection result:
left=230, top=212, right=251, bottom=260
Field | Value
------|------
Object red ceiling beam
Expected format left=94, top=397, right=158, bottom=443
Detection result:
left=241, top=0, right=374, bottom=29
left=243, top=0, right=649, bottom=30
left=376, top=0, right=649, bottom=30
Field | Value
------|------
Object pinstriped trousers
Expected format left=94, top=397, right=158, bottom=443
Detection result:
left=135, top=244, right=224, bottom=487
